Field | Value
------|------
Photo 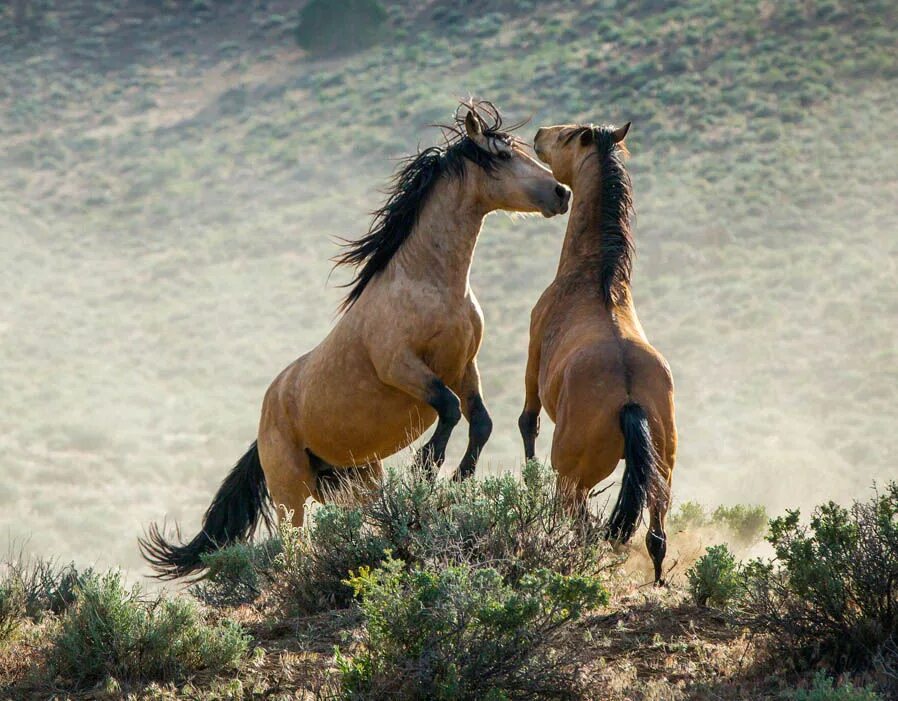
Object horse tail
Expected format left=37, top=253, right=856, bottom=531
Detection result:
left=139, top=441, right=273, bottom=579
left=607, top=402, right=658, bottom=543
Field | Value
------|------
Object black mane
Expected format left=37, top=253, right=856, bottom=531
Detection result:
left=333, top=100, right=519, bottom=312
left=566, top=125, right=635, bottom=308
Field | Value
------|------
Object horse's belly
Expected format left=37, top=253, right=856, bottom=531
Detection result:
left=300, top=380, right=437, bottom=466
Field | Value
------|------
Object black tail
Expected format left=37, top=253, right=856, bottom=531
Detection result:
left=139, top=441, right=273, bottom=579
left=607, top=403, right=658, bottom=543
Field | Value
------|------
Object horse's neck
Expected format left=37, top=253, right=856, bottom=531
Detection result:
left=555, top=168, right=634, bottom=308
left=395, top=180, right=485, bottom=296
left=556, top=172, right=604, bottom=278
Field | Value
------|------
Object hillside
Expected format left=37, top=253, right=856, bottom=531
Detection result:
left=1, top=0, right=896, bottom=577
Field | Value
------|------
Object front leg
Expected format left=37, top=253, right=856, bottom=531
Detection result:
left=375, top=349, right=461, bottom=478
left=452, top=359, right=493, bottom=481
left=518, top=334, right=542, bottom=461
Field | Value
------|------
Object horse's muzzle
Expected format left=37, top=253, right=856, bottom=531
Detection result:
left=543, top=184, right=570, bottom=217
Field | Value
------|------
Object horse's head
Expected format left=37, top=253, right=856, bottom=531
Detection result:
left=533, top=122, right=631, bottom=186
left=459, top=105, right=569, bottom=218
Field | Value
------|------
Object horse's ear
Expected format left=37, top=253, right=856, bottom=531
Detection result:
left=612, top=122, right=631, bottom=143
left=464, top=109, right=483, bottom=138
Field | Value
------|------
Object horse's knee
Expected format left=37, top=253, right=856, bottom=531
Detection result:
left=518, top=409, right=538, bottom=439
left=429, top=379, right=461, bottom=427
left=469, top=398, right=493, bottom=447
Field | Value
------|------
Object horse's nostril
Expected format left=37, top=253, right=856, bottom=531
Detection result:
left=555, top=185, right=567, bottom=199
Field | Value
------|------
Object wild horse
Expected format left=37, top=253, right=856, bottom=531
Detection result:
left=140, top=101, right=570, bottom=578
left=521, top=122, right=676, bottom=584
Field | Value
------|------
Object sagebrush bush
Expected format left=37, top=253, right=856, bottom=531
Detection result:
left=274, top=502, right=391, bottom=613
left=191, top=538, right=281, bottom=608
left=51, top=571, right=249, bottom=688
left=712, top=504, right=769, bottom=545
left=668, top=500, right=708, bottom=531
left=687, top=544, right=743, bottom=609
left=336, top=557, right=608, bottom=700
left=782, top=671, right=883, bottom=701
left=744, top=482, right=898, bottom=674
left=0, top=551, right=92, bottom=641
left=271, top=462, right=617, bottom=614
left=668, top=501, right=768, bottom=545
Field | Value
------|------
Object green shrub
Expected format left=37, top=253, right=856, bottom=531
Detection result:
left=337, top=557, right=608, bottom=700
left=295, top=0, right=389, bottom=56
left=687, top=544, right=743, bottom=609
left=1, top=551, right=92, bottom=641
left=668, top=501, right=709, bottom=531
left=367, top=461, right=614, bottom=584
left=712, top=504, right=769, bottom=544
left=271, top=462, right=617, bottom=614
left=274, top=502, right=391, bottom=614
left=51, top=571, right=249, bottom=688
left=668, top=501, right=769, bottom=545
left=744, top=483, right=898, bottom=674
left=782, top=671, right=883, bottom=700
left=191, top=538, right=281, bottom=608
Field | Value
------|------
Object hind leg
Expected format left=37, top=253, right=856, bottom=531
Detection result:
left=646, top=426, right=676, bottom=585
left=551, top=418, right=619, bottom=521
left=257, top=428, right=316, bottom=528
left=645, top=495, right=669, bottom=585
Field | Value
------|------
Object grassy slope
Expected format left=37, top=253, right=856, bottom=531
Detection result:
left=1, top=1, right=896, bottom=575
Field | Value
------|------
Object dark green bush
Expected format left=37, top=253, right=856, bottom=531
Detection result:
left=295, top=0, right=389, bottom=56
left=687, top=544, right=742, bottom=609
left=337, top=557, right=608, bottom=700
left=744, top=483, right=898, bottom=674
left=51, top=571, right=249, bottom=688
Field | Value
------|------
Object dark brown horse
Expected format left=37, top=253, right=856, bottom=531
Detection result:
left=520, top=122, right=676, bottom=584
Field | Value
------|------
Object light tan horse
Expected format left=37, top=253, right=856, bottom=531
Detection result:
left=520, top=122, right=676, bottom=584
left=140, top=101, right=570, bottom=578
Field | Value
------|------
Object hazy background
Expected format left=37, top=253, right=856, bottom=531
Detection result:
left=1, top=0, right=895, bottom=574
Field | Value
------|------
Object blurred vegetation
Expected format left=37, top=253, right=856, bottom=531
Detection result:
left=295, top=0, right=389, bottom=56
left=0, top=550, right=92, bottom=642
left=782, top=672, right=884, bottom=701
left=669, top=500, right=769, bottom=545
